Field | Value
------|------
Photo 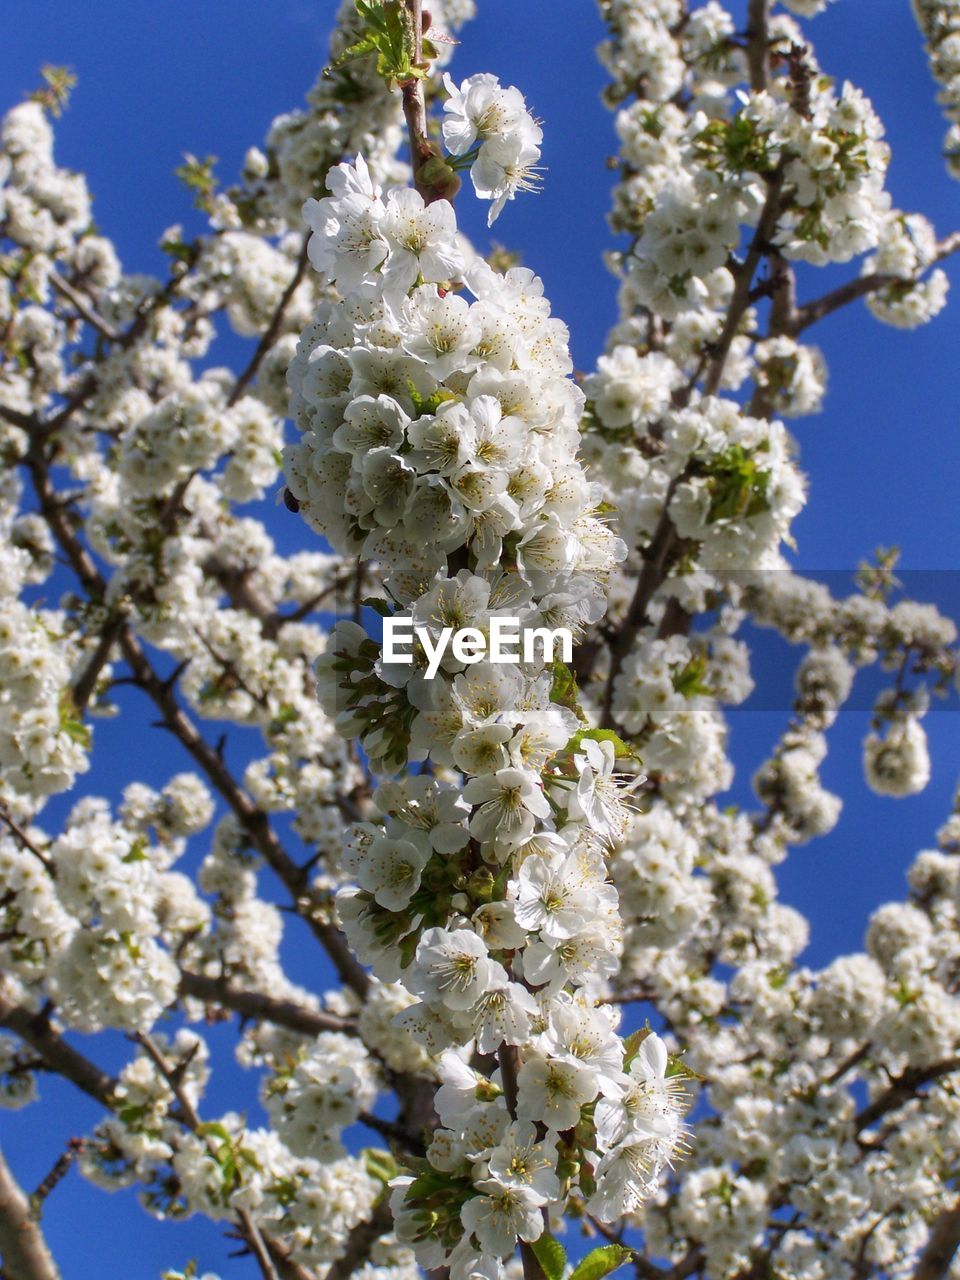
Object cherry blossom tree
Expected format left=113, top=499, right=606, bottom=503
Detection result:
left=2, top=2, right=960, bottom=1279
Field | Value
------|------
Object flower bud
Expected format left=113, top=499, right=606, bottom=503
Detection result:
left=416, top=153, right=462, bottom=202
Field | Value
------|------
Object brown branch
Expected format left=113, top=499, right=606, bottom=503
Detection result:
left=49, top=273, right=120, bottom=342
left=71, top=615, right=125, bottom=712
left=41, top=256, right=196, bottom=437
left=31, top=1140, right=85, bottom=1210
left=703, top=166, right=784, bottom=396
left=912, top=1197, right=960, bottom=1280
left=228, top=238, right=310, bottom=407
left=744, top=0, right=771, bottom=92
left=0, top=1146, right=60, bottom=1280
left=584, top=165, right=792, bottom=709
left=202, top=553, right=281, bottom=638
left=357, top=1111, right=426, bottom=1156
left=399, top=0, right=434, bottom=202
left=325, top=1200, right=393, bottom=1280
left=790, top=231, right=960, bottom=335
left=856, top=1056, right=960, bottom=1132
left=823, top=1042, right=870, bottom=1086
left=135, top=1034, right=287, bottom=1280
left=0, top=404, right=38, bottom=431
left=497, top=1046, right=546, bottom=1280
left=179, top=970, right=356, bottom=1037
left=599, top=503, right=679, bottom=729
left=117, top=635, right=369, bottom=993
left=607, top=983, right=656, bottom=1005
left=25, top=443, right=370, bottom=999
left=0, top=996, right=115, bottom=1108
left=0, top=809, right=55, bottom=877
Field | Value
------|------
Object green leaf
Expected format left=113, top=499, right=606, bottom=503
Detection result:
left=59, top=691, right=92, bottom=749
left=28, top=64, right=77, bottom=118
left=550, top=659, right=585, bottom=721
left=406, top=1170, right=450, bottom=1203
left=159, top=234, right=197, bottom=265
left=196, top=1121, right=232, bottom=1145
left=672, top=652, right=713, bottom=699
left=175, top=153, right=219, bottom=213
left=703, top=444, right=771, bottom=525
left=569, top=1244, right=634, bottom=1280
left=363, top=597, right=394, bottom=618
left=364, top=1147, right=400, bottom=1187
left=565, top=727, right=637, bottom=761
left=117, top=1102, right=150, bottom=1128
left=622, top=1025, right=651, bottom=1068
left=328, top=31, right=379, bottom=73
left=122, top=835, right=149, bottom=864
left=666, top=1054, right=704, bottom=1083
left=531, top=1233, right=567, bottom=1280
left=408, top=381, right=460, bottom=417
left=328, top=0, right=421, bottom=82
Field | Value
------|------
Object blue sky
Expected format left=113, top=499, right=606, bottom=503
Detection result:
left=2, top=1, right=960, bottom=1275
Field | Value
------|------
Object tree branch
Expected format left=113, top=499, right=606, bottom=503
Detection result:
left=25, top=442, right=370, bottom=999
left=179, top=970, right=357, bottom=1037
left=0, top=995, right=115, bottom=1108
left=325, top=1200, right=394, bottom=1280
left=227, top=238, right=310, bottom=407
left=703, top=166, right=784, bottom=396
left=399, top=0, right=435, bottom=202
left=744, top=0, right=771, bottom=92
left=497, top=1046, right=546, bottom=1280
left=0, top=808, right=55, bottom=877
left=70, top=615, right=125, bottom=712
left=856, top=1057, right=960, bottom=1132
left=912, top=1197, right=960, bottom=1280
left=0, top=1146, right=60, bottom=1280
left=135, top=1034, right=289, bottom=1280
left=49, top=273, right=120, bottom=342
left=789, top=230, right=960, bottom=335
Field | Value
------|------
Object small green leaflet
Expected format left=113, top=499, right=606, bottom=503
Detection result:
left=550, top=660, right=586, bottom=722
left=363, top=1147, right=399, bottom=1186
left=621, top=1025, right=651, bottom=1069
left=531, top=1233, right=567, bottom=1280
left=564, top=727, right=638, bottom=761
left=704, top=444, right=772, bottom=525
left=362, top=596, right=394, bottom=618
left=328, top=1, right=425, bottom=84
left=666, top=1054, right=705, bottom=1083
left=569, top=1243, right=634, bottom=1280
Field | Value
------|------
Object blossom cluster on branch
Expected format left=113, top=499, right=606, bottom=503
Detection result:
left=0, top=2, right=959, bottom=1280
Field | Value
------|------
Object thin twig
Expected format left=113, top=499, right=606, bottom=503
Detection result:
left=71, top=616, right=125, bottom=711
left=789, top=230, right=960, bottom=335
left=31, top=1139, right=85, bottom=1210
left=228, top=238, right=310, bottom=407
left=50, top=273, right=120, bottom=342
left=0, top=809, right=55, bottom=876
left=135, top=1034, right=282, bottom=1280
left=179, top=969, right=357, bottom=1037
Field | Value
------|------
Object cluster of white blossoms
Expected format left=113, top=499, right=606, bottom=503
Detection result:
left=441, top=73, right=543, bottom=225
left=284, top=120, right=694, bottom=1263
left=2, top=2, right=960, bottom=1279
left=913, top=0, right=960, bottom=179
left=0, top=593, right=89, bottom=804
left=390, top=1026, right=684, bottom=1270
